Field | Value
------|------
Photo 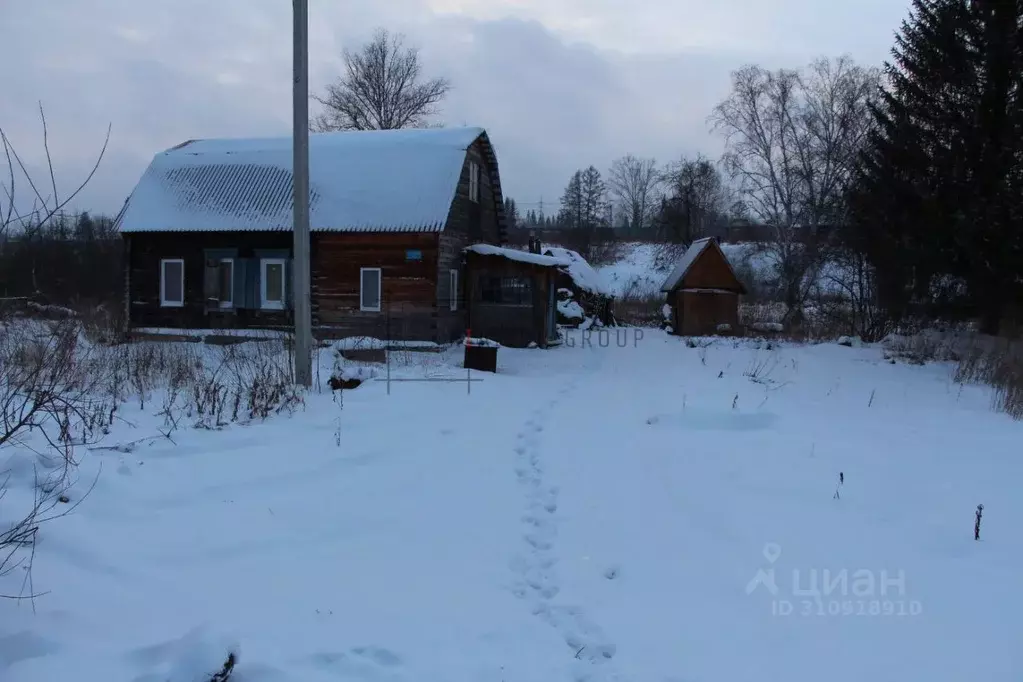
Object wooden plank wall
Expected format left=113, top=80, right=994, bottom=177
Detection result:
left=312, top=232, right=443, bottom=341
left=127, top=231, right=293, bottom=329
left=680, top=244, right=743, bottom=291
left=464, top=253, right=553, bottom=347
left=679, top=290, right=739, bottom=335
left=435, top=139, right=503, bottom=342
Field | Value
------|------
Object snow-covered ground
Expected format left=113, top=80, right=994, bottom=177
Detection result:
left=596, top=243, right=667, bottom=298
left=593, top=241, right=770, bottom=300
left=3, top=330, right=1022, bottom=682
left=594, top=241, right=856, bottom=301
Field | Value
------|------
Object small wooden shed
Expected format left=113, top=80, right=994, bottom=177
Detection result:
left=660, top=237, right=746, bottom=336
left=463, top=244, right=562, bottom=348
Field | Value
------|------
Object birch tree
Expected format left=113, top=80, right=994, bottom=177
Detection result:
left=710, top=56, right=879, bottom=322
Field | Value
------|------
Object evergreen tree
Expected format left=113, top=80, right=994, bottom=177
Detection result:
left=503, top=197, right=520, bottom=230
left=849, top=0, right=1023, bottom=331
left=74, top=211, right=96, bottom=241
left=579, top=166, right=609, bottom=228
left=559, top=170, right=584, bottom=229
left=959, top=0, right=1023, bottom=331
left=558, top=166, right=608, bottom=229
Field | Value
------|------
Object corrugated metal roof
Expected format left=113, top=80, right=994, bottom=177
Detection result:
left=117, top=126, right=487, bottom=233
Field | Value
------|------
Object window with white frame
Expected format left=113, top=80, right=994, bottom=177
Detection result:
left=160, top=259, right=184, bottom=307
left=449, top=269, right=459, bottom=311
left=360, top=267, right=381, bottom=312
left=261, top=258, right=286, bottom=310
left=469, top=161, right=480, bottom=202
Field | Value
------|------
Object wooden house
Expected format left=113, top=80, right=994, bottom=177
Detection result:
left=660, top=237, right=746, bottom=336
left=116, top=126, right=515, bottom=344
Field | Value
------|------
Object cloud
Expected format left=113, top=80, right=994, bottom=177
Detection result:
left=0, top=0, right=911, bottom=217
left=423, top=0, right=907, bottom=57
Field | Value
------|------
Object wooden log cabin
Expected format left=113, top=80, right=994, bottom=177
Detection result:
left=116, top=126, right=518, bottom=344
left=660, top=237, right=747, bottom=336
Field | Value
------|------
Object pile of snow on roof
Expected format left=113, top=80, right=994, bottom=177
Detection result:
left=542, top=247, right=611, bottom=296
left=464, top=244, right=569, bottom=268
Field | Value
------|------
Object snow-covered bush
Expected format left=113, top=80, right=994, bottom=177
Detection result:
left=0, top=318, right=114, bottom=597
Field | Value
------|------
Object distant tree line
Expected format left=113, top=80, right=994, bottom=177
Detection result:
left=506, top=0, right=1023, bottom=337
left=0, top=211, right=122, bottom=307
left=2, top=106, right=117, bottom=311
left=506, top=155, right=737, bottom=245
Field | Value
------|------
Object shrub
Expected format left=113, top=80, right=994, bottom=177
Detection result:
left=953, top=335, right=1023, bottom=419
left=0, top=318, right=113, bottom=597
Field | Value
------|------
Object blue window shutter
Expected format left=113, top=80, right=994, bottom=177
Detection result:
left=286, top=258, right=294, bottom=309
left=233, top=258, right=248, bottom=308
left=246, top=258, right=260, bottom=308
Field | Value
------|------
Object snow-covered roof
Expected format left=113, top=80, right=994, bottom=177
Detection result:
left=659, top=238, right=745, bottom=293
left=542, top=247, right=611, bottom=296
left=465, top=244, right=567, bottom=268
left=660, top=239, right=712, bottom=292
left=117, top=126, right=488, bottom=233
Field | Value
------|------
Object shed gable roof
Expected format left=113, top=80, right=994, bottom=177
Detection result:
left=117, top=126, right=489, bottom=233
left=659, top=238, right=745, bottom=293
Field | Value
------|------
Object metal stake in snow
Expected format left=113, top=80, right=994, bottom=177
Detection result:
left=291, top=0, right=313, bottom=387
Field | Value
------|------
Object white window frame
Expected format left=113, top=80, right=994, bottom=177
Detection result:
left=360, top=267, right=382, bottom=312
left=468, top=161, right=479, bottom=203
left=160, top=258, right=184, bottom=307
left=218, top=258, right=234, bottom=309
left=260, top=258, right=287, bottom=310
left=449, top=269, right=459, bottom=311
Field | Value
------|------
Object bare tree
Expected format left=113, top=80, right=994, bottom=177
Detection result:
left=312, top=29, right=451, bottom=132
left=658, top=154, right=726, bottom=245
left=1, top=103, right=110, bottom=237
left=710, top=56, right=879, bottom=323
left=607, top=155, right=661, bottom=234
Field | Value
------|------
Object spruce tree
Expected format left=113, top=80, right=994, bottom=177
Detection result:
left=958, top=0, right=1023, bottom=332
left=849, top=0, right=1023, bottom=331
left=559, top=171, right=584, bottom=229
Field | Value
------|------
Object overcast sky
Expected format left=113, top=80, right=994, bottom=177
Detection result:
left=0, top=0, right=910, bottom=219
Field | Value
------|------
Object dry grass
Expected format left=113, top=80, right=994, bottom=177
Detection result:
left=613, top=277, right=666, bottom=328
left=738, top=301, right=855, bottom=342
left=953, top=335, right=1023, bottom=419
left=878, top=329, right=1023, bottom=420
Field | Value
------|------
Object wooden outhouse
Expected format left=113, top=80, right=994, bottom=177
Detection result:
left=660, top=237, right=746, bottom=336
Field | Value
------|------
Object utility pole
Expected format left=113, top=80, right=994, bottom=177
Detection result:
left=292, top=0, right=313, bottom=386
